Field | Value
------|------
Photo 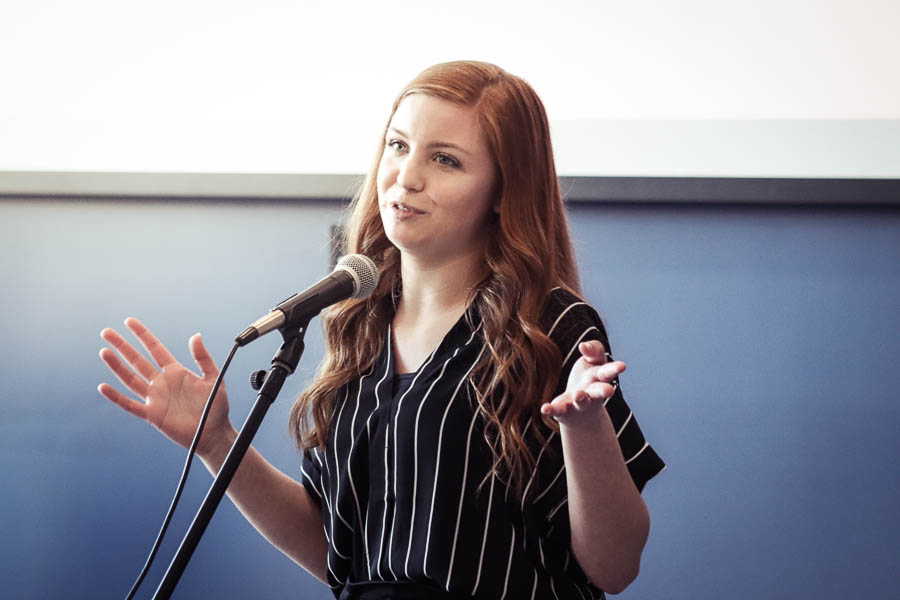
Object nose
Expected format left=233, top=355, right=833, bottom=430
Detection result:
left=396, top=156, right=424, bottom=192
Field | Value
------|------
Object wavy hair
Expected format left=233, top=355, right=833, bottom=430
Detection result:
left=289, top=61, right=581, bottom=499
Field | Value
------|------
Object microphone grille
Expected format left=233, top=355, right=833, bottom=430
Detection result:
left=336, top=254, right=380, bottom=300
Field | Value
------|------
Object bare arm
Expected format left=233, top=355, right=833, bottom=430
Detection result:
left=541, top=340, right=649, bottom=594
left=198, top=426, right=329, bottom=583
left=98, top=318, right=328, bottom=584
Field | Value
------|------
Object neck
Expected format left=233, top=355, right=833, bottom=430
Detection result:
left=396, top=247, right=486, bottom=319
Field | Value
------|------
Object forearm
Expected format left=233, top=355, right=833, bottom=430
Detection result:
left=199, top=427, right=329, bottom=584
left=560, top=409, right=649, bottom=594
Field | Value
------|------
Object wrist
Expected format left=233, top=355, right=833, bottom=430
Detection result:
left=198, top=423, right=238, bottom=469
left=554, top=402, right=610, bottom=432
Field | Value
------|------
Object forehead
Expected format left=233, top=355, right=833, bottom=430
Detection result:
left=389, top=94, right=487, bottom=153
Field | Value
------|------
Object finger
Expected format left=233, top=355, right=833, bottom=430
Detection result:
left=190, top=333, right=219, bottom=379
left=100, top=327, right=158, bottom=382
left=541, top=401, right=569, bottom=419
left=571, top=390, right=585, bottom=411
left=541, top=390, right=578, bottom=418
left=593, top=361, right=627, bottom=383
left=585, top=381, right=617, bottom=401
left=125, top=317, right=178, bottom=369
left=98, top=383, right=148, bottom=420
left=579, top=340, right=608, bottom=364
left=99, top=347, right=150, bottom=398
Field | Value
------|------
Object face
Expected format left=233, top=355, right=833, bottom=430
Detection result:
left=377, top=93, right=498, bottom=265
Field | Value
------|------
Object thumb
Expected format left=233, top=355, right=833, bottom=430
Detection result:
left=579, top=340, right=608, bottom=364
left=190, top=333, right=219, bottom=378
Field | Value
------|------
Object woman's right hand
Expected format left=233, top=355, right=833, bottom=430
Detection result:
left=98, top=317, right=235, bottom=459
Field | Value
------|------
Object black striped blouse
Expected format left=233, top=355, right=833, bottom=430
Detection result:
left=300, top=288, right=665, bottom=599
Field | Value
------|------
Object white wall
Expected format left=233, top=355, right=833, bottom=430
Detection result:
left=1, top=0, right=898, bottom=177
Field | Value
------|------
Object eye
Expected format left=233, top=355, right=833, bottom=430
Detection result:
left=386, top=139, right=407, bottom=153
left=435, top=153, right=460, bottom=168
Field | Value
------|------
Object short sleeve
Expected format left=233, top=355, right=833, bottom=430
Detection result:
left=300, top=446, right=326, bottom=509
left=542, top=288, right=666, bottom=492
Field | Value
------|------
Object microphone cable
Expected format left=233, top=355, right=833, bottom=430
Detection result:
left=124, top=341, right=240, bottom=600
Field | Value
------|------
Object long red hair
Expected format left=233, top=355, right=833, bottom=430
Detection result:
left=290, top=61, right=581, bottom=498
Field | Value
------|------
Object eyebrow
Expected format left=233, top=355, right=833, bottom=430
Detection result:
left=387, top=127, right=472, bottom=156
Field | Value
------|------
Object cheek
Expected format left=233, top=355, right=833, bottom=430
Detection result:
left=459, top=182, right=497, bottom=222
left=443, top=194, right=494, bottom=238
left=375, top=155, right=393, bottom=197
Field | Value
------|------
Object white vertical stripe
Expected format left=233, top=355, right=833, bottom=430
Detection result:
left=625, top=441, right=650, bottom=465
left=331, top=388, right=353, bottom=531
left=498, top=526, right=516, bottom=600
left=388, top=339, right=443, bottom=578
left=345, top=372, right=370, bottom=576
left=320, top=429, right=352, bottom=560
left=319, top=471, right=331, bottom=514
left=364, top=334, right=391, bottom=580
left=503, top=416, right=526, bottom=506
left=521, top=430, right=554, bottom=510
left=530, top=568, right=538, bottom=600
left=603, top=381, right=619, bottom=407
left=423, top=340, right=486, bottom=577
left=547, top=497, right=568, bottom=521
left=562, top=326, right=599, bottom=365
left=548, top=301, right=587, bottom=335
left=329, top=539, right=350, bottom=560
left=392, top=345, right=441, bottom=499
left=404, top=341, right=467, bottom=577
left=549, top=571, right=561, bottom=600
left=326, top=552, right=341, bottom=588
left=573, top=582, right=588, bottom=600
left=321, top=443, right=332, bottom=481
left=615, top=410, right=634, bottom=438
left=376, top=421, right=390, bottom=580
left=470, top=472, right=496, bottom=595
left=366, top=324, right=390, bottom=440
left=444, top=405, right=481, bottom=588
left=299, top=464, right=322, bottom=501
left=533, top=464, right=566, bottom=504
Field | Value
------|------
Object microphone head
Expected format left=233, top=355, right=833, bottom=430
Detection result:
left=335, top=254, right=379, bottom=300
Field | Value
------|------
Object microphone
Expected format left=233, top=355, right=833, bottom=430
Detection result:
left=235, top=254, right=379, bottom=346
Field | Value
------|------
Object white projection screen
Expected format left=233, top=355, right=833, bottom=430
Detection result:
left=1, top=0, right=898, bottom=182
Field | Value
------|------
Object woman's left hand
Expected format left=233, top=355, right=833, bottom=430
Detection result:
left=540, top=340, right=626, bottom=427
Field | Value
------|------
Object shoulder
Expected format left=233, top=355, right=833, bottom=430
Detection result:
left=539, top=287, right=610, bottom=351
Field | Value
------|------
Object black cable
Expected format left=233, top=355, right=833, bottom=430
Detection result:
left=124, top=341, right=240, bottom=600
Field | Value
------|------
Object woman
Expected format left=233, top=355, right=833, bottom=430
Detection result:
left=99, top=61, right=664, bottom=599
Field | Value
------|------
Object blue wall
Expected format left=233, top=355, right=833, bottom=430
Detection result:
left=1, top=198, right=898, bottom=598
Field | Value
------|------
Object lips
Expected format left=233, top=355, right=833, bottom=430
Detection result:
left=390, top=200, right=426, bottom=214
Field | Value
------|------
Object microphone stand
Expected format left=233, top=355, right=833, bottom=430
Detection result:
left=151, top=320, right=310, bottom=599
